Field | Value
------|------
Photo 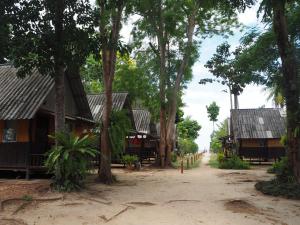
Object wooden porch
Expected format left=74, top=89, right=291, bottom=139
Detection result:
left=0, top=142, right=47, bottom=171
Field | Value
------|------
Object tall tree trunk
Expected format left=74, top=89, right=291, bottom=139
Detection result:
left=98, top=1, right=123, bottom=184
left=233, top=94, right=239, bottom=109
left=158, top=41, right=167, bottom=168
left=157, top=2, right=167, bottom=168
left=99, top=56, right=113, bottom=183
left=165, top=9, right=197, bottom=166
left=54, top=0, right=65, bottom=133
left=272, top=0, right=300, bottom=181
left=229, top=86, right=233, bottom=110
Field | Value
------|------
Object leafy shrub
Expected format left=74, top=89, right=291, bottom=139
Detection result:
left=217, top=152, right=225, bottom=163
left=109, top=110, right=132, bottom=161
left=45, top=132, right=98, bottom=192
left=267, top=157, right=294, bottom=183
left=122, top=154, right=138, bottom=168
left=178, top=138, right=198, bottom=154
left=255, top=179, right=300, bottom=200
left=171, top=152, right=177, bottom=163
left=218, top=154, right=250, bottom=170
left=267, top=157, right=288, bottom=174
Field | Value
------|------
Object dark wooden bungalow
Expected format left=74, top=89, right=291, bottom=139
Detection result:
left=0, top=65, right=94, bottom=177
left=125, top=109, right=159, bottom=163
left=231, top=108, right=286, bottom=161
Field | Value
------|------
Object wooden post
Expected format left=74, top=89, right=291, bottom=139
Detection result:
left=181, top=159, right=183, bottom=174
left=26, top=119, right=33, bottom=180
left=187, top=157, right=190, bottom=169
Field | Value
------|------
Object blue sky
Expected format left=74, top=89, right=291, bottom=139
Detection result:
left=182, top=4, right=274, bottom=150
left=115, top=2, right=273, bottom=150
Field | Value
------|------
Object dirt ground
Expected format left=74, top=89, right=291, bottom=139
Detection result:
left=1, top=154, right=300, bottom=225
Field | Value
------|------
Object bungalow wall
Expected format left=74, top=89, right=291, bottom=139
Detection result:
left=238, top=138, right=285, bottom=159
left=0, top=119, right=32, bottom=169
left=0, top=116, right=94, bottom=172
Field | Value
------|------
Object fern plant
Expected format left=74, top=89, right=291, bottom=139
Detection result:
left=45, top=132, right=98, bottom=192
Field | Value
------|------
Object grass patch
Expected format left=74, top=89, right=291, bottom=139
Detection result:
left=208, top=154, right=219, bottom=168
left=255, top=179, right=300, bottom=200
left=209, top=153, right=250, bottom=170
left=172, top=157, right=201, bottom=170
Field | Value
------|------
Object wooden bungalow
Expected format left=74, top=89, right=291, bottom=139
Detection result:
left=231, top=108, right=286, bottom=161
left=125, top=109, right=159, bottom=163
left=0, top=65, right=94, bottom=177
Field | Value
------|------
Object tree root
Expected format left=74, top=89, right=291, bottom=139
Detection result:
left=99, top=205, right=135, bottom=223
left=78, top=195, right=112, bottom=205
left=165, top=199, right=201, bottom=204
left=0, top=217, right=28, bottom=225
left=0, top=196, right=63, bottom=212
left=12, top=201, right=32, bottom=215
left=126, top=201, right=156, bottom=206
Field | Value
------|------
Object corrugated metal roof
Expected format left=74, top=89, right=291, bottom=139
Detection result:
left=132, top=109, right=151, bottom=134
left=231, top=108, right=286, bottom=139
left=87, top=92, right=129, bottom=122
left=0, top=65, right=54, bottom=120
left=0, top=65, right=93, bottom=121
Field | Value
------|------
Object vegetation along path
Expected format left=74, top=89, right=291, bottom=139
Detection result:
left=1, top=154, right=299, bottom=225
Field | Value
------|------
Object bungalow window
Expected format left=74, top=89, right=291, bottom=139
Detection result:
left=3, top=120, right=17, bottom=142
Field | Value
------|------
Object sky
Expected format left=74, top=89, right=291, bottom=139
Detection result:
left=95, top=1, right=274, bottom=150
left=182, top=4, right=273, bottom=150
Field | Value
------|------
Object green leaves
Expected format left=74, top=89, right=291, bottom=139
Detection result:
left=178, top=116, right=201, bottom=140
left=8, top=0, right=96, bottom=78
left=45, top=132, right=98, bottom=192
left=206, top=101, right=220, bottom=123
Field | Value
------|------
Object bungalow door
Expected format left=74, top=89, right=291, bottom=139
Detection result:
left=34, top=116, right=50, bottom=154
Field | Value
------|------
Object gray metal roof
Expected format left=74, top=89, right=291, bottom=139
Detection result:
left=231, top=108, right=286, bottom=139
left=0, top=65, right=93, bottom=121
left=0, top=65, right=54, bottom=120
left=132, top=109, right=151, bottom=134
left=87, top=92, right=129, bottom=122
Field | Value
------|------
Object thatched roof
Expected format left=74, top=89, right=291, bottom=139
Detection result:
left=231, top=108, right=286, bottom=139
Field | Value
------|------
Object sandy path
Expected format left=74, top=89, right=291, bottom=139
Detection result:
left=1, top=154, right=300, bottom=225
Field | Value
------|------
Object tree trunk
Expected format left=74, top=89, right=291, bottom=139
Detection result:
left=98, top=1, right=123, bottom=184
left=233, top=94, right=239, bottom=109
left=99, top=66, right=113, bottom=183
left=54, top=66, right=65, bottom=132
left=272, top=0, right=300, bottom=181
left=229, top=86, right=233, bottom=110
left=158, top=42, right=167, bottom=168
left=165, top=8, right=197, bottom=166
left=54, top=0, right=65, bottom=133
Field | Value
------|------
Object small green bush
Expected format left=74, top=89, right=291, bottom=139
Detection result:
left=171, top=152, right=177, bottom=163
left=122, top=154, right=138, bottom=167
left=218, top=154, right=250, bottom=170
left=217, top=152, right=225, bottom=163
left=267, top=157, right=294, bottom=183
left=208, top=154, right=219, bottom=168
left=45, top=132, right=98, bottom=192
left=268, top=157, right=288, bottom=174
